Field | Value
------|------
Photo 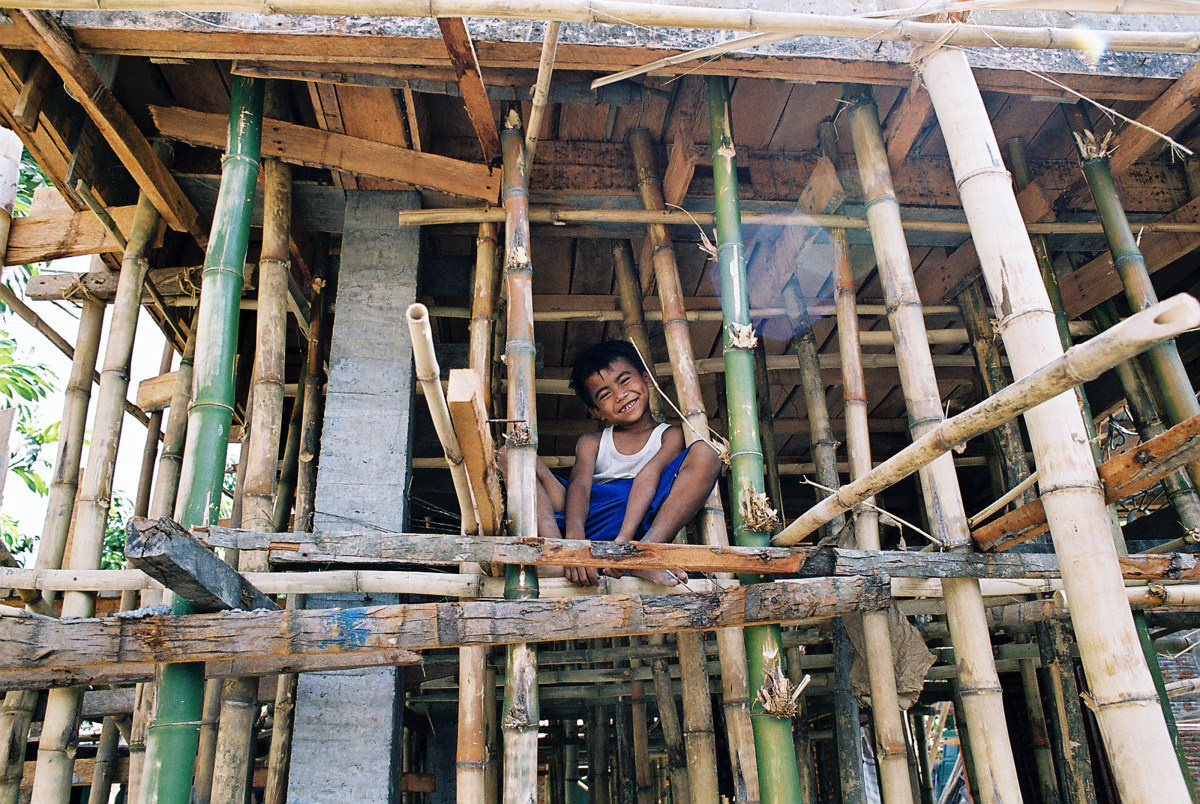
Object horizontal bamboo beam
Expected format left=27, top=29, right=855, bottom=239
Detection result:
left=0, top=0, right=1196, bottom=54
left=124, top=517, right=277, bottom=612
left=397, top=205, right=1200, bottom=234
left=0, top=576, right=889, bottom=686
left=974, top=410, right=1200, bottom=551
left=412, top=454, right=991, bottom=472
left=773, top=294, right=1200, bottom=545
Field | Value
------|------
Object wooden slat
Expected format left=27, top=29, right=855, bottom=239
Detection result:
left=11, top=54, right=54, bottom=131
left=26, top=264, right=205, bottom=303
left=0, top=577, right=890, bottom=683
left=3, top=203, right=145, bottom=266
left=21, top=758, right=130, bottom=790
left=149, top=105, right=499, bottom=202
left=883, top=78, right=932, bottom=174
left=136, top=371, right=177, bottom=413
left=1108, top=59, right=1200, bottom=175
left=436, top=17, right=501, bottom=165
left=7, top=10, right=203, bottom=241
left=125, top=517, right=278, bottom=612
left=446, top=369, right=503, bottom=537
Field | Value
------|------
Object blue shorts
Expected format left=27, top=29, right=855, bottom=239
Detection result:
left=553, top=443, right=703, bottom=542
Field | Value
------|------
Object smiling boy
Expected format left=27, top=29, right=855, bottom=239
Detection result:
left=532, top=340, right=722, bottom=586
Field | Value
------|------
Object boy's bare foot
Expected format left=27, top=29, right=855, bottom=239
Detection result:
left=628, top=567, right=687, bottom=587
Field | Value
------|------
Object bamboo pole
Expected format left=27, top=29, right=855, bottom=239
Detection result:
left=915, top=46, right=1190, bottom=801
left=0, top=0, right=1195, bottom=54
left=615, top=699, right=638, bottom=804
left=707, top=76, right=801, bottom=804
left=471, top=222, right=500, bottom=403
left=499, top=109, right=542, bottom=804
left=142, top=75, right=264, bottom=804
left=1035, top=622, right=1096, bottom=802
left=752, top=340, right=783, bottom=517
left=29, top=140, right=168, bottom=804
left=613, top=240, right=663, bottom=421
left=85, top=715, right=121, bottom=804
left=524, top=19, right=559, bottom=165
left=211, top=131, right=292, bottom=802
left=590, top=706, right=611, bottom=804
left=628, top=125, right=754, bottom=802
left=134, top=341, right=176, bottom=518
left=647, top=634, right=689, bottom=803
left=843, top=89, right=1020, bottom=803
left=1016, top=644, right=1059, bottom=803
left=270, top=366, right=305, bottom=532
left=784, top=647, right=818, bottom=803
left=828, top=148, right=916, bottom=804
left=630, top=638, right=654, bottom=804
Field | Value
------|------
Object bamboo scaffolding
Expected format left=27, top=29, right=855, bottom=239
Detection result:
left=915, top=45, right=1190, bottom=800
left=612, top=240, right=663, bottom=422
left=646, top=634, right=689, bottom=803
left=211, top=136, right=292, bottom=802
left=615, top=699, right=637, bottom=804
left=270, top=366, right=304, bottom=531
left=524, top=19, right=559, bottom=165
left=628, top=125, right=754, bottom=802
left=843, top=89, right=1021, bottom=803
left=0, top=0, right=1197, bottom=54
left=0, top=124, right=104, bottom=804
left=629, top=637, right=653, bottom=804
left=1035, top=621, right=1096, bottom=802
left=499, top=109, right=541, bottom=804
left=396, top=206, right=1200, bottom=235
left=707, top=76, right=801, bottom=804
left=590, top=705, right=611, bottom=804
left=133, top=341, right=176, bottom=518
left=752, top=341, right=783, bottom=517
left=829, top=149, right=916, bottom=804
left=142, top=75, right=264, bottom=804
left=29, top=144, right=166, bottom=804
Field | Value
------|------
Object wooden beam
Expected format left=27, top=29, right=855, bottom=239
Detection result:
left=974, top=411, right=1200, bottom=551
left=436, top=17, right=501, bottom=165
left=1108, top=59, right=1200, bottom=176
left=21, top=758, right=130, bottom=791
left=0, top=576, right=890, bottom=684
left=26, top=264, right=208, bottom=303
left=136, top=371, right=177, bottom=412
left=124, top=517, right=278, bottom=612
left=3, top=203, right=148, bottom=266
left=11, top=54, right=54, bottom=131
left=446, top=369, right=503, bottom=537
left=7, top=10, right=203, bottom=241
left=149, top=105, right=499, bottom=203
left=883, top=78, right=932, bottom=175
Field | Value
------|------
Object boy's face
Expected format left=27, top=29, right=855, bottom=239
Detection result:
left=584, top=357, right=653, bottom=426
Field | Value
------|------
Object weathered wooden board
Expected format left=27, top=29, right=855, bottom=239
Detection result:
left=4, top=204, right=145, bottom=266
left=1108, top=59, right=1200, bottom=175
left=0, top=576, right=888, bottom=684
left=135, top=371, right=177, bottom=412
left=125, top=517, right=278, bottom=612
left=149, top=105, right=500, bottom=202
left=26, top=264, right=204, bottom=302
left=436, top=17, right=500, bottom=165
left=446, top=369, right=503, bottom=537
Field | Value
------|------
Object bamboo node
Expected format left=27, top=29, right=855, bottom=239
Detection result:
left=508, top=246, right=530, bottom=269
left=755, top=664, right=809, bottom=719
left=502, top=703, right=531, bottom=730
left=1073, top=129, right=1115, bottom=161
left=505, top=423, right=534, bottom=447
left=739, top=485, right=779, bottom=533
left=726, top=323, right=758, bottom=350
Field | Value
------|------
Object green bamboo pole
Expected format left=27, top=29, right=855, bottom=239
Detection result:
left=500, top=108, right=542, bottom=804
left=753, top=339, right=784, bottom=517
left=141, top=75, right=264, bottom=804
left=707, top=75, right=802, bottom=804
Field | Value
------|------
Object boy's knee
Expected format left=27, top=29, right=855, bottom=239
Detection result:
left=688, top=442, right=723, bottom=481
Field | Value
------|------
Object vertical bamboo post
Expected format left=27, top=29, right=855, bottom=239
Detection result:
left=211, top=103, right=292, bottom=800
left=615, top=699, right=638, bottom=804
left=752, top=340, right=783, bottom=516
left=471, top=222, right=500, bottom=403
left=590, top=706, right=611, bottom=804
left=134, top=341, right=176, bottom=518
left=1035, top=622, right=1096, bottom=802
left=500, top=108, right=542, bottom=804
left=485, top=663, right=501, bottom=804
left=142, top=75, right=264, bottom=804
left=956, top=281, right=1034, bottom=506
left=86, top=716, right=121, bottom=804
left=613, top=239, right=663, bottom=421
left=1016, top=641, right=1060, bottom=803
left=707, top=75, right=801, bottom=804
left=29, top=142, right=168, bottom=804
left=915, top=46, right=1188, bottom=800
left=565, top=742, right=582, bottom=804
left=270, top=370, right=305, bottom=532
left=630, top=638, right=654, bottom=804
left=647, top=634, right=690, bottom=803
left=844, top=88, right=1021, bottom=803
left=785, top=647, right=818, bottom=803
left=628, top=125, right=756, bottom=803
left=911, top=714, right=935, bottom=804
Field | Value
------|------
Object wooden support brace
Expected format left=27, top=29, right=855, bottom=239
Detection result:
left=446, top=368, right=503, bottom=537
left=124, top=517, right=278, bottom=612
left=1107, top=58, right=1200, bottom=176
left=436, top=17, right=501, bottom=166
left=11, top=54, right=54, bottom=131
left=3, top=204, right=149, bottom=266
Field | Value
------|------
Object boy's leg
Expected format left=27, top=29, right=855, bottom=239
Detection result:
left=499, top=447, right=567, bottom=544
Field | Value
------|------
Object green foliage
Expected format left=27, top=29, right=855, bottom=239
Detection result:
left=102, top=495, right=132, bottom=571
left=0, top=512, right=33, bottom=563
left=0, top=332, right=57, bottom=496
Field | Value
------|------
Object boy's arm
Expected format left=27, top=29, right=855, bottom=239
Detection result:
left=612, top=427, right=685, bottom=544
left=563, top=433, right=601, bottom=585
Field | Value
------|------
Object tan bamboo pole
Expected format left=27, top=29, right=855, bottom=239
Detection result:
left=628, top=125, right=757, bottom=802
left=646, top=634, right=690, bottom=803
left=0, top=291, right=104, bottom=804
left=752, top=340, right=783, bottom=517
left=210, top=148, right=292, bottom=802
left=590, top=707, right=611, bottom=804
left=1035, top=621, right=1096, bottom=802
left=915, top=45, right=1190, bottom=800
left=500, top=109, right=541, bottom=804
left=459, top=227, right=493, bottom=804
left=1016, top=641, right=1060, bottom=803
left=133, top=341, right=176, bottom=518
left=85, top=715, right=121, bottom=804
left=28, top=154, right=166, bottom=804
left=830, top=196, right=915, bottom=804
left=524, top=19, right=560, bottom=165
left=629, top=638, right=654, bottom=804
left=612, top=239, right=663, bottom=421
left=843, top=90, right=1021, bottom=803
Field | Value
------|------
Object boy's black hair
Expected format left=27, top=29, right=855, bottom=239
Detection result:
left=569, top=339, right=647, bottom=407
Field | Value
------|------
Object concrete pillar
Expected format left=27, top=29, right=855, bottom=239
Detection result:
left=287, top=191, right=420, bottom=804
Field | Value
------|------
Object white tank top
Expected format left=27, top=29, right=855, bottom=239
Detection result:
left=593, top=423, right=670, bottom=483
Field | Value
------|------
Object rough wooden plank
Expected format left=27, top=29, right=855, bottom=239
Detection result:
left=446, top=369, right=503, bottom=537
left=0, top=576, right=890, bottom=683
left=135, top=371, right=176, bottom=412
left=975, top=412, right=1200, bottom=551
left=20, top=758, right=129, bottom=790
left=27, top=264, right=209, bottom=302
left=149, top=105, right=499, bottom=203
left=436, top=17, right=500, bottom=165
left=1108, top=59, right=1200, bottom=175
left=3, top=203, right=145, bottom=266
left=883, top=79, right=932, bottom=174
left=125, top=516, right=278, bottom=612
left=7, top=10, right=202, bottom=240
left=11, top=54, right=54, bottom=131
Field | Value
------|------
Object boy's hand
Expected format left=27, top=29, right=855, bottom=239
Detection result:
left=565, top=564, right=600, bottom=586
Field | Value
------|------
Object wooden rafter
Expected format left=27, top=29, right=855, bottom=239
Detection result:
left=883, top=78, right=932, bottom=174
left=1107, top=58, right=1200, bottom=175
left=7, top=10, right=204, bottom=243
left=436, top=17, right=501, bottom=165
